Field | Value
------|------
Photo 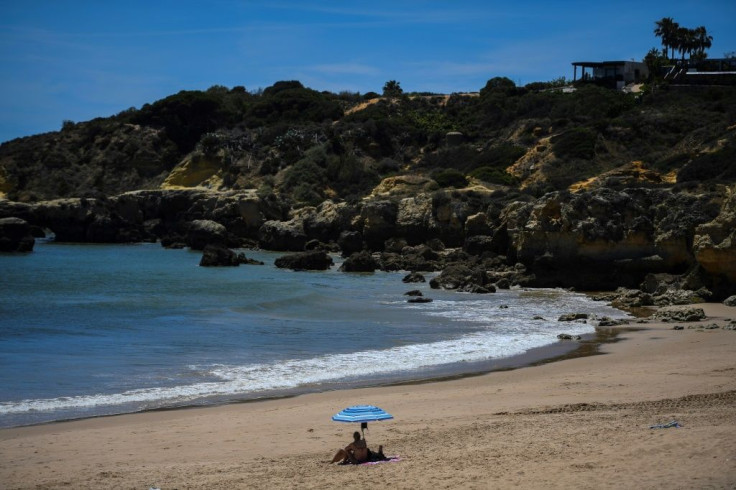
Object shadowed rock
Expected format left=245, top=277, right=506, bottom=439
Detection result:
left=0, top=217, right=35, bottom=252
left=274, top=250, right=333, bottom=271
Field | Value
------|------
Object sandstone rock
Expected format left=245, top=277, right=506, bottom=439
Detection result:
left=0, top=217, right=35, bottom=252
left=404, top=290, right=423, bottom=296
left=357, top=200, right=397, bottom=250
left=186, top=219, right=227, bottom=250
left=274, top=250, right=333, bottom=271
left=396, top=194, right=434, bottom=244
left=258, top=219, right=308, bottom=251
left=693, top=186, right=736, bottom=297
left=302, top=200, right=354, bottom=243
left=370, top=175, right=436, bottom=198
left=724, top=295, right=736, bottom=307
left=653, top=307, right=706, bottom=322
left=557, top=333, right=582, bottom=340
left=500, top=188, right=718, bottom=290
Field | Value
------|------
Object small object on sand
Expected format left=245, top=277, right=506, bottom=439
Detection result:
left=649, top=420, right=682, bottom=429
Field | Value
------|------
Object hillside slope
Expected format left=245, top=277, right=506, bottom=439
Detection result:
left=1, top=80, right=735, bottom=204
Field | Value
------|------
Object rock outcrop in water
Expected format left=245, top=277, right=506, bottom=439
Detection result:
left=0, top=217, right=35, bottom=252
left=1, top=183, right=734, bottom=301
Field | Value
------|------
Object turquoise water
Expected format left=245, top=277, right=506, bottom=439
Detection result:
left=0, top=242, right=627, bottom=427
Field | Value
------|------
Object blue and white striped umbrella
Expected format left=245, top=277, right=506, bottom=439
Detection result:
left=332, top=405, right=394, bottom=423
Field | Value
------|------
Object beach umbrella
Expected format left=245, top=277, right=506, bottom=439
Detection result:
left=332, top=405, right=393, bottom=435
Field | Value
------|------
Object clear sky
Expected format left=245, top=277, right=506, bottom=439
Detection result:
left=1, top=0, right=735, bottom=143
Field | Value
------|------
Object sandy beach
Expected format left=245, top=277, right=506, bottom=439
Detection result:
left=1, top=303, right=735, bottom=489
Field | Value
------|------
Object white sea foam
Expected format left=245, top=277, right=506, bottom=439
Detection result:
left=0, top=318, right=595, bottom=416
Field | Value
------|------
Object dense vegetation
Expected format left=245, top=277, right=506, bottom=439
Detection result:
left=1, top=76, right=735, bottom=204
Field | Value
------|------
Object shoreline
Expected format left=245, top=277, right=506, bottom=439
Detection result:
left=0, top=322, right=625, bottom=431
left=2, top=303, right=734, bottom=488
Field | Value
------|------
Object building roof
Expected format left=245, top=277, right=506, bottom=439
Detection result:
left=572, top=61, right=643, bottom=67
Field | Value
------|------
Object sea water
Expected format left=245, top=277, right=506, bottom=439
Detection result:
left=0, top=242, right=627, bottom=427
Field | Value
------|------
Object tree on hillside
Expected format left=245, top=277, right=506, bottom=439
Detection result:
left=654, top=17, right=679, bottom=59
left=644, top=47, right=668, bottom=80
left=382, top=80, right=403, bottom=97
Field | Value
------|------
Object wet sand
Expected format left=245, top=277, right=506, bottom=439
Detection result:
left=1, top=303, right=735, bottom=489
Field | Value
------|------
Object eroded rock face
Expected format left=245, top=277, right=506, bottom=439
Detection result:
left=356, top=200, right=397, bottom=250
left=0, top=184, right=733, bottom=297
left=693, top=186, right=736, bottom=292
left=0, top=217, right=34, bottom=252
left=258, top=219, right=308, bottom=251
left=500, top=188, right=720, bottom=290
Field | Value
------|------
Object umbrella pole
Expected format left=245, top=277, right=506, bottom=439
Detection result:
left=361, top=422, right=367, bottom=439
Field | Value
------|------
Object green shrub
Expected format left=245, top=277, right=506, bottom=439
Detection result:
left=677, top=144, right=736, bottom=182
left=469, top=166, right=519, bottom=186
left=432, top=169, right=468, bottom=188
left=551, top=127, right=597, bottom=159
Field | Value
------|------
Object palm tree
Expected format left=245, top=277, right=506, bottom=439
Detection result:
left=654, top=17, right=679, bottom=59
left=674, top=26, right=696, bottom=62
left=692, top=26, right=713, bottom=60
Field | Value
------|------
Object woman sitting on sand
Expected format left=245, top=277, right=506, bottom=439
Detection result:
left=330, top=431, right=385, bottom=464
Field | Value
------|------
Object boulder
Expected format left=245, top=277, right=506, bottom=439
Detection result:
left=340, top=251, right=379, bottom=272
left=429, top=263, right=492, bottom=292
left=558, top=313, right=589, bottom=322
left=404, top=290, right=423, bottom=296
left=274, top=250, right=333, bottom=271
left=0, top=217, right=35, bottom=252
left=724, top=295, right=736, bottom=307
left=653, top=307, right=706, bottom=322
left=408, top=297, right=433, bottom=303
left=402, top=272, right=426, bottom=283
left=186, top=219, right=227, bottom=250
left=199, top=245, right=263, bottom=267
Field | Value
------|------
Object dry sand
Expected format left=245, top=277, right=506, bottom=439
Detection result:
left=1, top=303, right=735, bottom=489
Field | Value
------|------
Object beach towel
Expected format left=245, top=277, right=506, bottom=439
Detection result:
left=649, top=420, right=682, bottom=429
left=360, top=456, right=401, bottom=465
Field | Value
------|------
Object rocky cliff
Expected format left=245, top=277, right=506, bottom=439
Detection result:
left=2, top=182, right=733, bottom=299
